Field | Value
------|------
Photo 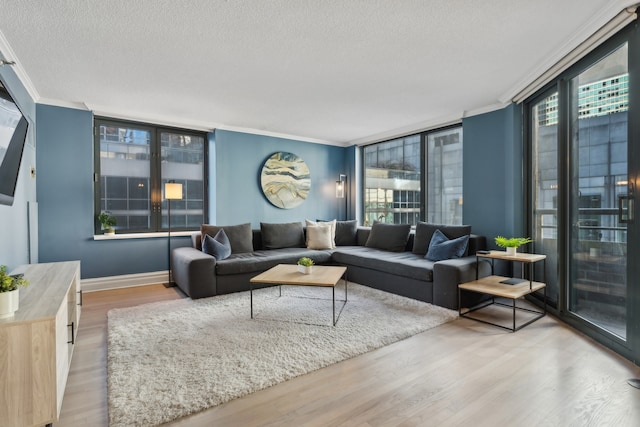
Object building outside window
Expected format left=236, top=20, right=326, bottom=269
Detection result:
left=363, top=125, right=463, bottom=226
left=95, top=118, right=206, bottom=234
left=426, top=127, right=463, bottom=224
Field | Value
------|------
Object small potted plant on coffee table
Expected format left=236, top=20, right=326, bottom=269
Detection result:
left=0, top=265, right=29, bottom=318
left=297, top=257, right=314, bottom=274
left=495, top=236, right=533, bottom=256
left=98, top=211, right=117, bottom=236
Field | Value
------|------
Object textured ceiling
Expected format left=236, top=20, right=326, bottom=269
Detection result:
left=0, top=0, right=634, bottom=145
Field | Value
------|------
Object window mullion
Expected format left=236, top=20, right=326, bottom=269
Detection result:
left=150, top=129, right=162, bottom=231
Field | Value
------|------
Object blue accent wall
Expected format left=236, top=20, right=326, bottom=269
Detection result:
left=213, top=130, right=346, bottom=226
left=31, top=102, right=522, bottom=279
left=33, top=113, right=347, bottom=279
left=463, top=103, right=524, bottom=247
left=36, top=104, right=178, bottom=279
left=0, top=67, right=36, bottom=270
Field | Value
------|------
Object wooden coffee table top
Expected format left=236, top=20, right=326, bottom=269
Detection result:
left=250, top=264, right=347, bottom=287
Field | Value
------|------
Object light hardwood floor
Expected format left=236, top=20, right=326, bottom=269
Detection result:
left=57, top=284, right=640, bottom=426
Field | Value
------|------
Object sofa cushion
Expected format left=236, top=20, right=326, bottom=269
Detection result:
left=202, top=229, right=232, bottom=260
left=413, top=222, right=471, bottom=256
left=365, top=222, right=411, bottom=252
left=201, top=223, right=254, bottom=254
left=332, top=247, right=434, bottom=282
left=306, top=223, right=334, bottom=250
left=260, top=222, right=305, bottom=249
left=306, top=219, right=336, bottom=248
left=425, top=229, right=469, bottom=262
left=215, top=248, right=333, bottom=275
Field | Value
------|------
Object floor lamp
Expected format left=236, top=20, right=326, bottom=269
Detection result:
left=165, top=180, right=183, bottom=287
left=336, top=174, right=347, bottom=220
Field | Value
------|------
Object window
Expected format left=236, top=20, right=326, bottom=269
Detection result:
left=526, top=31, right=636, bottom=353
left=426, top=127, right=463, bottom=224
left=363, top=125, right=463, bottom=226
left=94, top=118, right=207, bottom=234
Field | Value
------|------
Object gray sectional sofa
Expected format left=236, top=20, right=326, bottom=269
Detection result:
left=171, top=221, right=491, bottom=310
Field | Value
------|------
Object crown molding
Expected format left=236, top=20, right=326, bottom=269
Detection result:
left=348, top=113, right=463, bottom=146
left=37, top=98, right=91, bottom=111
left=216, top=124, right=341, bottom=146
left=84, top=103, right=217, bottom=132
left=498, top=0, right=636, bottom=104
left=462, top=102, right=512, bottom=118
left=0, top=29, right=39, bottom=102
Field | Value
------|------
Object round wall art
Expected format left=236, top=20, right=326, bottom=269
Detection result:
left=260, top=151, right=310, bottom=209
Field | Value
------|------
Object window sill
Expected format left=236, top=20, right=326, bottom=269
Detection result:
left=93, top=231, right=196, bottom=240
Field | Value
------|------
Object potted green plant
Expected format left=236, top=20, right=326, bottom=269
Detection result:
left=0, top=265, right=29, bottom=318
left=297, top=257, right=314, bottom=274
left=98, top=211, right=117, bottom=236
left=495, top=236, right=533, bottom=256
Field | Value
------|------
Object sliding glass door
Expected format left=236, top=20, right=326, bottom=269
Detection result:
left=568, top=43, right=629, bottom=339
left=528, top=29, right=639, bottom=357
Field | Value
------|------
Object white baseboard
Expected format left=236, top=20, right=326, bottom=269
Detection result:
left=82, top=271, right=169, bottom=292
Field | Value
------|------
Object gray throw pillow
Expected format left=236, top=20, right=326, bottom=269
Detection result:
left=317, top=219, right=358, bottom=246
left=201, top=223, right=254, bottom=254
left=425, top=229, right=470, bottom=261
left=260, top=222, right=305, bottom=249
left=202, top=229, right=232, bottom=260
left=335, top=220, right=358, bottom=246
left=364, top=222, right=411, bottom=252
left=412, top=222, right=471, bottom=256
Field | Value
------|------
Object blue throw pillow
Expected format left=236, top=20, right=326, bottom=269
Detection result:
left=425, top=229, right=469, bottom=261
left=202, top=229, right=232, bottom=260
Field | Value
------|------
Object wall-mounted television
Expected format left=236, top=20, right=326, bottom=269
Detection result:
left=0, top=80, right=29, bottom=206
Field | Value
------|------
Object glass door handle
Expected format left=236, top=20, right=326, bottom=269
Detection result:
left=618, top=193, right=634, bottom=223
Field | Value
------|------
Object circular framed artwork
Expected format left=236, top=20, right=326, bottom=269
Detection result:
left=260, top=152, right=310, bottom=209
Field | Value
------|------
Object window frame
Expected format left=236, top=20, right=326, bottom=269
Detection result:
left=362, top=123, right=463, bottom=226
left=524, top=22, right=640, bottom=362
left=93, top=117, right=208, bottom=234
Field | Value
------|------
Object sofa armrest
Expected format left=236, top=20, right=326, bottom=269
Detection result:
left=432, top=256, right=491, bottom=310
left=171, top=247, right=217, bottom=299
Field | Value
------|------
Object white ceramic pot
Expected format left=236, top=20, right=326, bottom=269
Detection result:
left=506, top=247, right=517, bottom=256
left=0, top=288, right=19, bottom=319
left=297, top=265, right=313, bottom=275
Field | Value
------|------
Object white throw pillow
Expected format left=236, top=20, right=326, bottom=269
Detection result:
left=305, top=219, right=336, bottom=248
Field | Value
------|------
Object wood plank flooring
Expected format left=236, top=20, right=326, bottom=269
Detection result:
left=57, top=284, right=640, bottom=426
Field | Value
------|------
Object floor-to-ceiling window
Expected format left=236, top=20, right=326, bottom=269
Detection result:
left=526, top=23, right=639, bottom=359
left=531, top=90, right=560, bottom=307
left=363, top=125, right=463, bottom=226
left=426, top=127, right=463, bottom=224
left=568, top=44, right=629, bottom=339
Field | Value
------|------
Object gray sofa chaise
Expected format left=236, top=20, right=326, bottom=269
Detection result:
left=171, top=221, right=491, bottom=310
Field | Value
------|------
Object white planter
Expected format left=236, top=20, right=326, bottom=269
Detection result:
left=297, top=265, right=313, bottom=275
left=506, top=247, right=517, bottom=256
left=0, top=288, right=19, bottom=319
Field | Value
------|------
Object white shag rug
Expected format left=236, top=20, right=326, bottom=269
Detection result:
left=107, top=283, right=457, bottom=426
